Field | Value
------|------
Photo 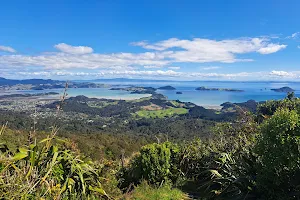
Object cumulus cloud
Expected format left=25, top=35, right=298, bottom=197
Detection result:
left=54, top=43, right=93, bottom=54
left=0, top=45, right=16, bottom=53
left=0, top=37, right=290, bottom=80
left=269, top=71, right=300, bottom=79
left=256, top=44, right=287, bottom=54
left=144, top=65, right=163, bottom=69
left=202, top=66, right=222, bottom=70
left=269, top=70, right=295, bottom=77
left=0, top=52, right=169, bottom=69
left=17, top=70, right=182, bottom=78
left=6, top=69, right=299, bottom=80
left=168, top=66, right=180, bottom=70
left=131, top=41, right=166, bottom=51
left=132, top=37, right=287, bottom=63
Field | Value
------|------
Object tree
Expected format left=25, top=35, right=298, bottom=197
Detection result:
left=287, top=91, right=296, bottom=101
left=255, top=109, right=300, bottom=199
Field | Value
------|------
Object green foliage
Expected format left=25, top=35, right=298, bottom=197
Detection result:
left=255, top=108, right=300, bottom=199
left=3, top=94, right=300, bottom=199
left=257, top=96, right=300, bottom=121
left=139, top=142, right=180, bottom=184
left=0, top=132, right=111, bottom=199
left=177, top=112, right=259, bottom=199
left=178, top=139, right=258, bottom=199
left=135, top=108, right=188, bottom=119
left=126, top=181, right=187, bottom=200
left=120, top=142, right=181, bottom=188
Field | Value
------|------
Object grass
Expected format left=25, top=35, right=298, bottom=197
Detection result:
left=125, top=181, right=188, bottom=200
left=87, top=100, right=119, bottom=108
left=129, top=96, right=152, bottom=103
left=135, top=108, right=189, bottom=118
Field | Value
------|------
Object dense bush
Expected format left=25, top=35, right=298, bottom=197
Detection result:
left=0, top=131, right=111, bottom=199
left=119, top=142, right=181, bottom=189
left=255, top=108, right=300, bottom=199
left=2, top=94, right=300, bottom=199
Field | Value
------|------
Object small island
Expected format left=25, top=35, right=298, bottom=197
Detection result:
left=195, top=86, right=244, bottom=92
left=157, top=85, right=176, bottom=90
left=176, top=91, right=183, bottom=94
left=110, top=86, right=157, bottom=94
left=271, top=87, right=295, bottom=93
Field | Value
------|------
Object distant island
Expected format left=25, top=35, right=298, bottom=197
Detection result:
left=32, top=82, right=109, bottom=90
left=110, top=86, right=157, bottom=94
left=0, top=92, right=59, bottom=99
left=271, top=87, right=295, bottom=93
left=176, top=91, right=183, bottom=94
left=195, top=86, right=244, bottom=92
left=158, top=86, right=176, bottom=90
left=0, top=77, right=110, bottom=90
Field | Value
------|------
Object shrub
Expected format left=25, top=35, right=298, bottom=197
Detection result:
left=119, top=142, right=181, bottom=189
left=255, top=108, right=300, bottom=199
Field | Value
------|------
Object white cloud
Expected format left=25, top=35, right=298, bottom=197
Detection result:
left=6, top=69, right=299, bottom=80
left=256, top=44, right=287, bottom=54
left=202, top=66, right=222, bottom=70
left=168, top=66, right=180, bottom=70
left=17, top=70, right=182, bottom=78
left=131, top=41, right=166, bottom=51
left=133, top=37, right=286, bottom=63
left=54, top=43, right=93, bottom=54
left=0, top=37, right=288, bottom=79
left=269, top=70, right=295, bottom=77
left=298, top=45, right=300, bottom=49
left=0, top=45, right=16, bottom=53
left=0, top=52, right=169, bottom=69
left=287, top=32, right=300, bottom=39
left=144, top=65, right=163, bottom=69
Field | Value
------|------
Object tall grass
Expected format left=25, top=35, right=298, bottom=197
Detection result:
left=0, top=82, right=109, bottom=199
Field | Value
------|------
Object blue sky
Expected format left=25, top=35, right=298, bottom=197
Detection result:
left=0, top=0, right=300, bottom=80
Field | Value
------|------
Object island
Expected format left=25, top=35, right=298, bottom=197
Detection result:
left=195, top=86, right=244, bottom=92
left=0, top=77, right=110, bottom=90
left=157, top=86, right=176, bottom=90
left=271, top=87, right=295, bottom=93
left=176, top=92, right=183, bottom=94
left=110, top=86, right=157, bottom=94
left=0, top=92, right=59, bottom=100
left=32, top=82, right=109, bottom=90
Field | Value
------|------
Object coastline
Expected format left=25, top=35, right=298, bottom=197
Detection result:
left=201, top=105, right=223, bottom=110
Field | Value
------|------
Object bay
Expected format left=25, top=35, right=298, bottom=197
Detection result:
left=2, top=80, right=300, bottom=107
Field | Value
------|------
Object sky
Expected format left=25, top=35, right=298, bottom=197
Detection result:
left=0, top=0, right=300, bottom=81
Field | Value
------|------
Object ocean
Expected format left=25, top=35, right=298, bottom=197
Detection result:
left=2, top=80, right=300, bottom=107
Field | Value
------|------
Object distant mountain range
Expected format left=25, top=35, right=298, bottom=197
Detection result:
left=0, top=77, right=107, bottom=90
left=0, top=77, right=62, bottom=86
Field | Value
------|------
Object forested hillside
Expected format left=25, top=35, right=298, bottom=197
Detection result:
left=1, top=93, right=300, bottom=199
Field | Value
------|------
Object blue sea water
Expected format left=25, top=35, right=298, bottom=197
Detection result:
left=93, top=80, right=300, bottom=106
left=2, top=81, right=300, bottom=106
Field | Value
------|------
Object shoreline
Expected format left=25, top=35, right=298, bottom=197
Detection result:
left=0, top=89, right=224, bottom=109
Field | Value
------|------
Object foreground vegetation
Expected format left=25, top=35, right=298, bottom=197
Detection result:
left=1, top=93, right=300, bottom=199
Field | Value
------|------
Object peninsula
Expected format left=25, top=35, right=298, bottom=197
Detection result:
left=195, top=86, right=244, bottom=92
